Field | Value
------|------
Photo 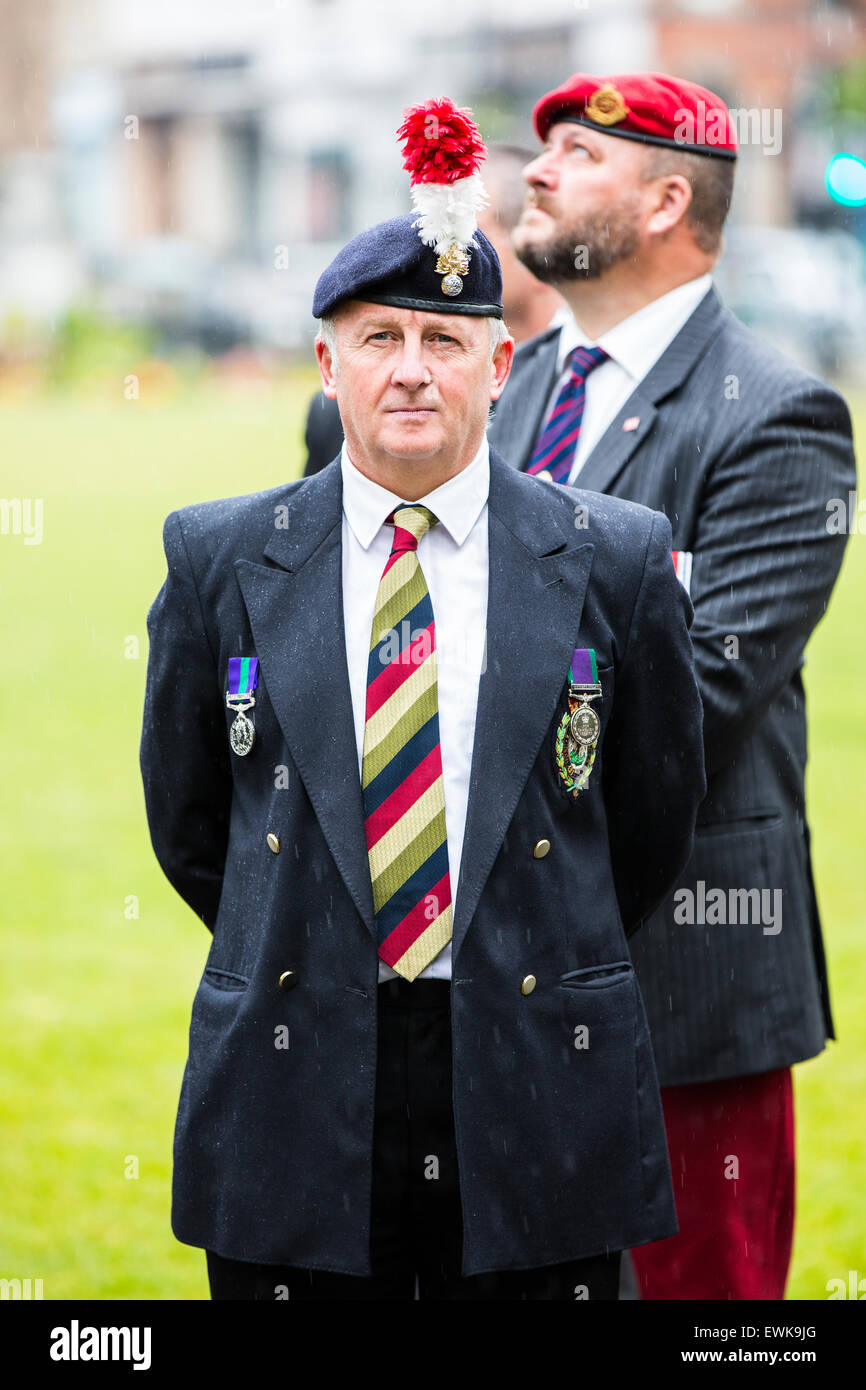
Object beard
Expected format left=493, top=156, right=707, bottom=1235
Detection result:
left=513, top=200, right=642, bottom=283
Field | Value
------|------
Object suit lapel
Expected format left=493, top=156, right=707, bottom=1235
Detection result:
left=489, top=325, right=560, bottom=470
left=235, top=463, right=377, bottom=937
left=573, top=390, right=658, bottom=496
left=577, top=287, right=724, bottom=495
left=451, top=453, right=594, bottom=962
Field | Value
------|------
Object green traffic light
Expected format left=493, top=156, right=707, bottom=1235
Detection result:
left=826, top=153, right=866, bottom=207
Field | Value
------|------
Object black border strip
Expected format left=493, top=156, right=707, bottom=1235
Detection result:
left=555, top=114, right=738, bottom=160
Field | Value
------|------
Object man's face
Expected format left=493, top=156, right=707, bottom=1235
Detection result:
left=316, top=301, right=512, bottom=472
left=512, top=121, right=651, bottom=283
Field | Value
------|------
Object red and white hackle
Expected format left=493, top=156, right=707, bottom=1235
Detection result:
left=396, top=97, right=489, bottom=296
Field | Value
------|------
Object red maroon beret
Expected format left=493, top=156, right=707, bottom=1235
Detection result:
left=533, top=71, right=737, bottom=160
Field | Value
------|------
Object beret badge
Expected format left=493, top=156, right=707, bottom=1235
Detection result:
left=396, top=97, right=489, bottom=298
left=437, top=244, right=471, bottom=296
left=585, top=84, right=630, bottom=126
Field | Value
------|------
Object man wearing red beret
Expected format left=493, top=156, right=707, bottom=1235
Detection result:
left=495, top=70, right=857, bottom=1301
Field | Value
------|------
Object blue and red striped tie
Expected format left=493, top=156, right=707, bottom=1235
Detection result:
left=526, top=345, right=609, bottom=484
left=362, top=505, right=452, bottom=981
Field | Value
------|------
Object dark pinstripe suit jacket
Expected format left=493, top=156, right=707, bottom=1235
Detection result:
left=488, top=285, right=857, bottom=1085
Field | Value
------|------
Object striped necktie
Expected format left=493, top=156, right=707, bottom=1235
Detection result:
left=362, top=504, right=452, bottom=981
left=526, top=345, right=609, bottom=484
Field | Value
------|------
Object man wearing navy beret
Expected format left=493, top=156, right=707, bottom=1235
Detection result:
left=500, top=71, right=857, bottom=1299
left=140, top=100, right=706, bottom=1299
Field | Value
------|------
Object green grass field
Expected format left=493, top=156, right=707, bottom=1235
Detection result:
left=1, top=376, right=863, bottom=1300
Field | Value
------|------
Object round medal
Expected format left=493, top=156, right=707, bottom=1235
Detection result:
left=229, top=711, right=255, bottom=756
left=570, top=705, right=600, bottom=745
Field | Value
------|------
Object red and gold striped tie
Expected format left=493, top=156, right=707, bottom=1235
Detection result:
left=362, top=505, right=452, bottom=981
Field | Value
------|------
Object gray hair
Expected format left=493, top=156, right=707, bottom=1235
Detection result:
left=316, top=310, right=511, bottom=373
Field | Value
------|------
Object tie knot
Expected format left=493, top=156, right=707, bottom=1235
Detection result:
left=387, top=504, right=438, bottom=551
left=567, top=345, right=609, bottom=380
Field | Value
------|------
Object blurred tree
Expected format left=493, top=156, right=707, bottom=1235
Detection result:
left=828, top=60, right=866, bottom=120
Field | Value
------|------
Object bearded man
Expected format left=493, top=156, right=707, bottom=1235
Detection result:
left=488, top=71, right=857, bottom=1301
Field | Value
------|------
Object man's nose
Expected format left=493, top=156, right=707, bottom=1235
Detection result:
left=524, top=150, right=555, bottom=190
left=391, top=340, right=432, bottom=389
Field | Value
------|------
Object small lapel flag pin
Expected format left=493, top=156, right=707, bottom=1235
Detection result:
left=622, top=416, right=640, bottom=432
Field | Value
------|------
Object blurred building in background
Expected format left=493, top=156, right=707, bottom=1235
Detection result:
left=1, top=0, right=865, bottom=375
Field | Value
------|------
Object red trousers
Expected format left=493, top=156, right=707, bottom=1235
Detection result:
left=630, top=1067, right=795, bottom=1300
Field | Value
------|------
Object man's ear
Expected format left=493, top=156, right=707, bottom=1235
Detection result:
left=489, top=335, right=514, bottom=402
left=315, top=339, right=338, bottom=400
left=646, top=173, right=693, bottom=238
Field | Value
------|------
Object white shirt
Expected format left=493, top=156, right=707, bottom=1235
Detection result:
left=340, top=437, right=490, bottom=981
left=537, top=274, right=713, bottom=484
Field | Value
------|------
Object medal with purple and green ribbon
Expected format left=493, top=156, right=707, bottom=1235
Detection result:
left=226, top=656, right=259, bottom=757
left=555, top=648, right=602, bottom=797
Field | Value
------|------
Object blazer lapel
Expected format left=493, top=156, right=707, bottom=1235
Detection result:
left=451, top=452, right=594, bottom=962
left=489, top=325, right=561, bottom=470
left=235, top=463, right=377, bottom=937
left=577, top=287, right=724, bottom=495
left=234, top=453, right=596, bottom=963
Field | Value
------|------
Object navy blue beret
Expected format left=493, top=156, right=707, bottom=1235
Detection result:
left=312, top=213, right=503, bottom=319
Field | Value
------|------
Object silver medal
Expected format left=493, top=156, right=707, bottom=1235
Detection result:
left=229, top=710, right=255, bottom=757
left=570, top=703, right=600, bottom=746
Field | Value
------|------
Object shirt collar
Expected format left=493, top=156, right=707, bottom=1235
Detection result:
left=341, top=435, right=489, bottom=550
left=546, top=303, right=572, bottom=331
left=556, top=272, right=714, bottom=382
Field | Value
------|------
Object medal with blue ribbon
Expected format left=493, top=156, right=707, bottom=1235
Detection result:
left=555, top=648, right=602, bottom=796
left=226, top=656, right=259, bottom=757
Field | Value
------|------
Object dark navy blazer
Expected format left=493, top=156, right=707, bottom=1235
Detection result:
left=140, top=449, right=705, bottom=1275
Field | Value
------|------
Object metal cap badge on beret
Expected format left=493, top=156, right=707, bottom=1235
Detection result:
left=313, top=97, right=503, bottom=320
left=534, top=71, right=737, bottom=160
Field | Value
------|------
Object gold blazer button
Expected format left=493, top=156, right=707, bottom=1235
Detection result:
left=267, top=833, right=280, bottom=854
left=521, top=975, right=537, bottom=996
left=533, top=839, right=550, bottom=859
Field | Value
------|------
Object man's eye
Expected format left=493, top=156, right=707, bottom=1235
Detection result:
left=432, top=334, right=456, bottom=343
left=369, top=331, right=391, bottom=341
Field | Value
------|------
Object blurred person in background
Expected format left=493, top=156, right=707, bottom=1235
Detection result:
left=496, top=69, right=857, bottom=1302
left=476, top=144, right=567, bottom=344
left=302, top=144, right=565, bottom=477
